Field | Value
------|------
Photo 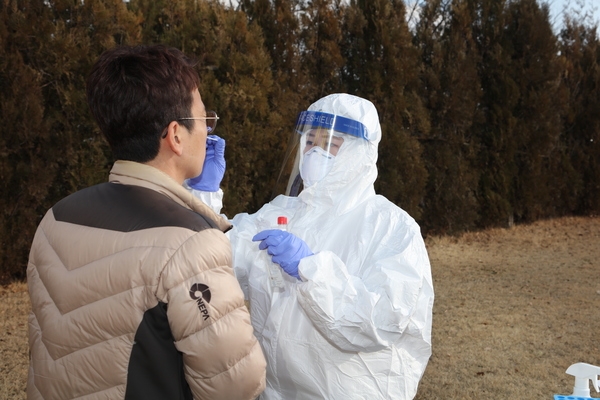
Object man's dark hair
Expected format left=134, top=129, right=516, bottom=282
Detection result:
left=86, top=45, right=200, bottom=162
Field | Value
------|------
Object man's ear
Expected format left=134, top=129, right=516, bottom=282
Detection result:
left=163, top=121, right=184, bottom=156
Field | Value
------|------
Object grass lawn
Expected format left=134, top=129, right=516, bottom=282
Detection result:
left=2, top=216, right=599, bottom=399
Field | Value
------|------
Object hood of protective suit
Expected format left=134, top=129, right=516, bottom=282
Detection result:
left=295, top=93, right=383, bottom=215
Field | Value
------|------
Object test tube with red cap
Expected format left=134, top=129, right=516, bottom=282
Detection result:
left=277, top=216, right=288, bottom=230
left=266, top=216, right=287, bottom=289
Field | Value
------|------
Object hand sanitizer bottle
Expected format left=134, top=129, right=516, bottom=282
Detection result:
left=554, top=362, right=600, bottom=400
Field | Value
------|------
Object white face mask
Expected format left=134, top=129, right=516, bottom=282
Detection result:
left=300, top=147, right=336, bottom=187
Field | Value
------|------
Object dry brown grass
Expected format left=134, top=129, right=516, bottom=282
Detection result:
left=416, top=215, right=600, bottom=399
left=2, top=216, right=599, bottom=399
left=0, top=282, right=29, bottom=400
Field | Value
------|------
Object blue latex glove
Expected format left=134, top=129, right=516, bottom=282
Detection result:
left=252, top=229, right=313, bottom=280
left=186, top=135, right=226, bottom=192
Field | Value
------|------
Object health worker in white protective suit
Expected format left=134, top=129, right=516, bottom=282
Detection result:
left=186, top=93, right=434, bottom=400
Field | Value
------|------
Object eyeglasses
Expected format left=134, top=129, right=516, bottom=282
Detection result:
left=161, top=111, right=219, bottom=138
left=178, top=110, right=219, bottom=133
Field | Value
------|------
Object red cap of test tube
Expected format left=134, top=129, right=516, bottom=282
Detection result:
left=277, top=216, right=288, bottom=225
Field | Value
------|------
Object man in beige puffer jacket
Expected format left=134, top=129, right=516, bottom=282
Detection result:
left=26, top=45, right=266, bottom=400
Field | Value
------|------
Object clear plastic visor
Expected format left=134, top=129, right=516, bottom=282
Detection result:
left=303, top=128, right=345, bottom=155
left=271, top=111, right=368, bottom=198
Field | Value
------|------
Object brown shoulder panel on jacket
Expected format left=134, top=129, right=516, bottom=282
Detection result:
left=53, top=183, right=218, bottom=232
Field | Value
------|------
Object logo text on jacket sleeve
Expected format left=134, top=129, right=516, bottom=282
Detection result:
left=189, top=283, right=211, bottom=321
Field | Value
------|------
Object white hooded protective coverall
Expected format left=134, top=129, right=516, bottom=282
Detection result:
left=225, top=94, right=433, bottom=399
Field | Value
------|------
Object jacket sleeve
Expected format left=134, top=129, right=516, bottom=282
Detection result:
left=186, top=186, right=224, bottom=216
left=156, top=228, right=266, bottom=400
left=225, top=212, right=262, bottom=300
left=296, top=219, right=434, bottom=353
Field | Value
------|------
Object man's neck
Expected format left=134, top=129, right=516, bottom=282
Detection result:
left=145, top=157, right=185, bottom=185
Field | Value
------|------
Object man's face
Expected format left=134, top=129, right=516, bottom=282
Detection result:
left=184, top=89, right=209, bottom=179
left=303, top=128, right=344, bottom=156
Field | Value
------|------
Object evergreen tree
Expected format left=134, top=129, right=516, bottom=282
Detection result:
left=239, top=0, right=301, bottom=78
left=40, top=0, right=141, bottom=197
left=4, top=0, right=600, bottom=282
left=558, top=19, right=600, bottom=214
left=239, top=0, right=311, bottom=200
left=130, top=0, right=170, bottom=43
left=0, top=1, right=51, bottom=282
left=341, top=0, right=429, bottom=220
left=210, top=5, right=283, bottom=214
left=415, top=0, right=482, bottom=234
left=299, top=0, right=346, bottom=98
left=503, top=0, right=564, bottom=222
left=132, top=0, right=280, bottom=214
left=468, top=0, right=517, bottom=227
left=0, top=0, right=140, bottom=282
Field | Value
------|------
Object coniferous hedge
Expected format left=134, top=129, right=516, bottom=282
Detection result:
left=1, top=0, right=599, bottom=282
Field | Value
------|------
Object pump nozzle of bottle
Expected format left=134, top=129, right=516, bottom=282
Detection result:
left=565, top=362, right=600, bottom=398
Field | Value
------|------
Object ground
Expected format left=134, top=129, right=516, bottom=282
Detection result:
left=416, top=215, right=600, bottom=399
left=2, top=215, right=599, bottom=399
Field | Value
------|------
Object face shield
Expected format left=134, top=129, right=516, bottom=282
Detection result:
left=272, top=110, right=369, bottom=198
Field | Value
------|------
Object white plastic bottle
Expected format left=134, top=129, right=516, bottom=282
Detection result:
left=554, top=362, right=600, bottom=400
left=266, top=216, right=288, bottom=290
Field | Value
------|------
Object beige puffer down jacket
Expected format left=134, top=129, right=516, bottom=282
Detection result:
left=27, top=161, right=266, bottom=400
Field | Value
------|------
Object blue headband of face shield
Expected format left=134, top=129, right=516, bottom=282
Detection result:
left=295, top=111, right=369, bottom=140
